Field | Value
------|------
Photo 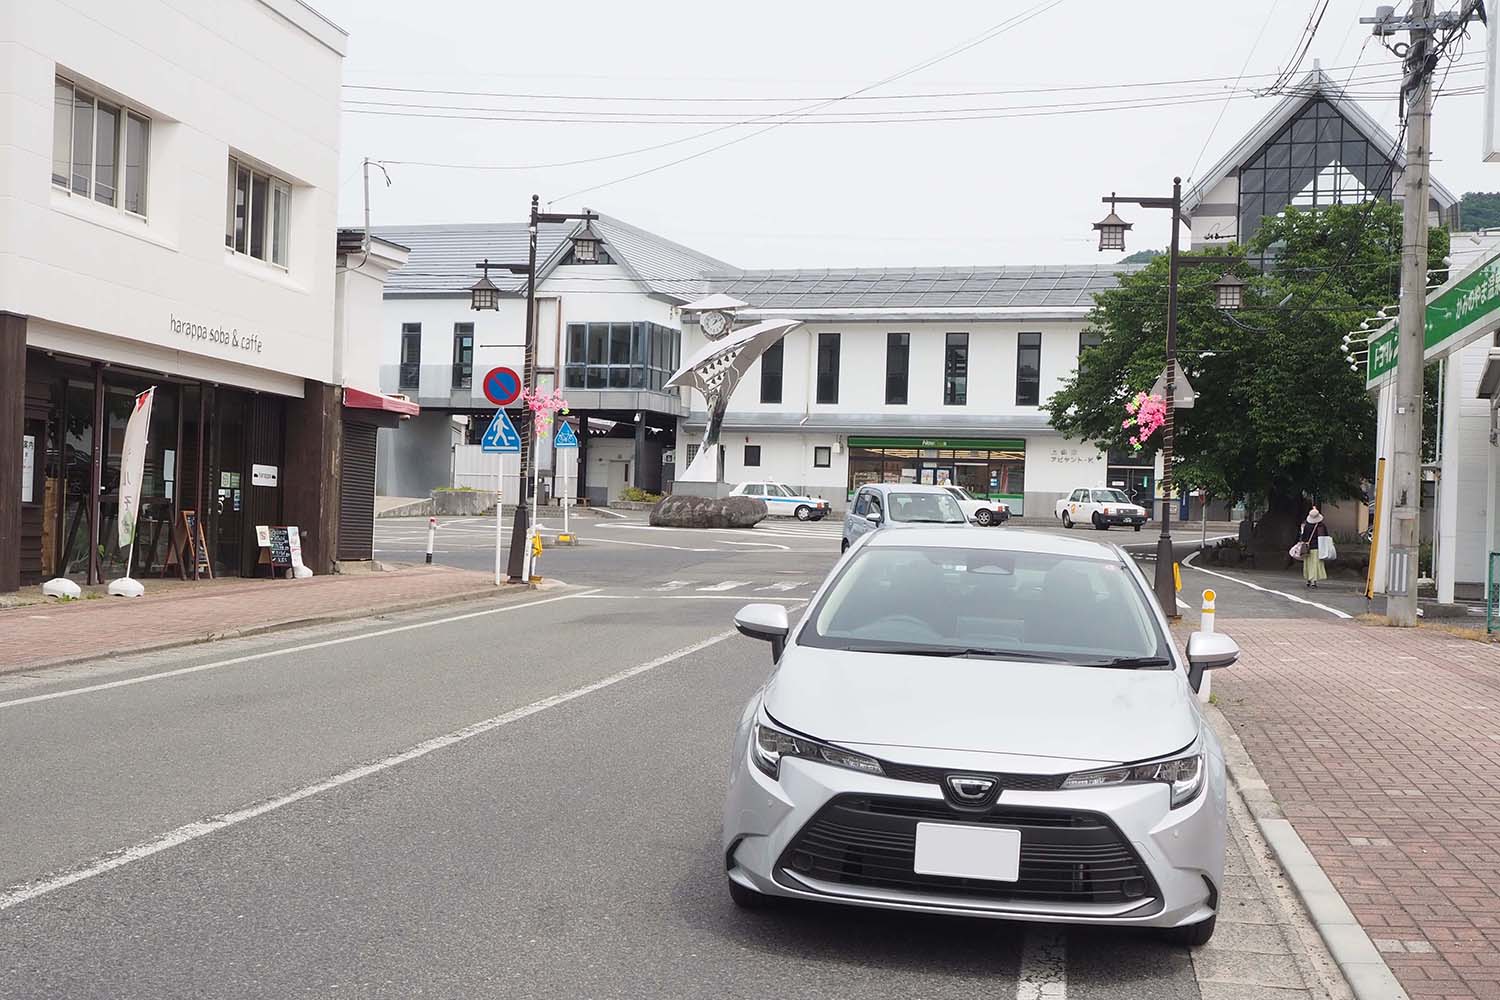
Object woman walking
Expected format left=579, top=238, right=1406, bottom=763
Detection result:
left=1299, top=507, right=1329, bottom=588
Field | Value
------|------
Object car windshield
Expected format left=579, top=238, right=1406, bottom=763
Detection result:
left=886, top=492, right=966, bottom=524
left=946, top=486, right=975, bottom=501
left=802, top=545, right=1170, bottom=666
left=1092, top=489, right=1132, bottom=503
left=763, top=485, right=786, bottom=496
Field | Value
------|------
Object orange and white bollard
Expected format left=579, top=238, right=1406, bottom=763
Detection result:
left=1198, top=588, right=1217, bottom=704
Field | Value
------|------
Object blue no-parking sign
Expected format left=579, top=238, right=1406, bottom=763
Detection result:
left=481, top=409, right=522, bottom=453
left=553, top=422, right=578, bottom=449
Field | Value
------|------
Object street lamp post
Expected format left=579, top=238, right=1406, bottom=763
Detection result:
left=1093, top=178, right=1239, bottom=617
left=471, top=195, right=598, bottom=583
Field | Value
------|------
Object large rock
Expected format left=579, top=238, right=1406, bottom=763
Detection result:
left=650, top=493, right=767, bottom=529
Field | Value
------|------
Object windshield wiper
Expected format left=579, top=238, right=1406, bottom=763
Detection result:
left=899, top=518, right=965, bottom=524
left=1074, top=655, right=1173, bottom=669
left=839, top=645, right=1076, bottom=662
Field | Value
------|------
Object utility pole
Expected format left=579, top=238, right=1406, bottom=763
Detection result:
left=507, top=195, right=541, bottom=583
left=1387, top=0, right=1434, bottom=626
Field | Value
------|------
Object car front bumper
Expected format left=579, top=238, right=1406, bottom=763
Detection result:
left=722, top=722, right=1226, bottom=928
left=1100, top=513, right=1147, bottom=525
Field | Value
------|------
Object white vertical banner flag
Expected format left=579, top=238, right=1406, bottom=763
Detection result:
left=117, top=387, right=155, bottom=549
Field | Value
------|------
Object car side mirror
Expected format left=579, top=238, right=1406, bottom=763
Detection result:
left=1185, top=631, right=1239, bottom=692
left=866, top=511, right=882, bottom=525
left=734, top=603, right=790, bottom=661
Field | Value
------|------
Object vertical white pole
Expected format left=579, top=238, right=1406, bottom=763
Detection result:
left=504, top=455, right=510, bottom=587
left=1437, top=353, right=1462, bottom=604
left=563, top=446, right=571, bottom=539
left=426, top=516, right=436, bottom=564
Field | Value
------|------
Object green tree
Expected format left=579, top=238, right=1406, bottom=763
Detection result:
left=1119, top=249, right=1163, bottom=266
left=1049, top=201, right=1447, bottom=543
left=1460, top=191, right=1500, bottom=230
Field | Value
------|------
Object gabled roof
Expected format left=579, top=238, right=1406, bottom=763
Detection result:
left=373, top=213, right=738, bottom=302
left=1182, top=66, right=1458, bottom=217
left=710, top=264, right=1131, bottom=310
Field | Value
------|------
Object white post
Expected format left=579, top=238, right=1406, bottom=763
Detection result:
left=1437, top=353, right=1462, bottom=605
left=562, top=447, right=571, bottom=539
left=494, top=459, right=504, bottom=587
left=1200, top=492, right=1207, bottom=550
left=426, top=516, right=436, bottom=565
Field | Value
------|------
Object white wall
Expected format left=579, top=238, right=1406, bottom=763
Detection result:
left=0, top=0, right=345, bottom=392
left=336, top=240, right=408, bottom=393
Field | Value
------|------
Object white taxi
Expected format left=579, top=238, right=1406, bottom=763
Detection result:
left=730, top=481, right=831, bottom=521
left=1055, top=487, right=1149, bottom=531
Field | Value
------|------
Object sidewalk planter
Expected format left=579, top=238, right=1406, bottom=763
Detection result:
left=430, top=489, right=497, bottom=516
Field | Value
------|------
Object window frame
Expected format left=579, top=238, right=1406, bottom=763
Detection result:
left=399, top=324, right=421, bottom=391
left=564, top=321, right=679, bottom=390
left=944, top=332, right=969, bottom=406
left=451, top=323, right=474, bottom=390
left=885, top=332, right=910, bottom=405
left=225, top=154, right=292, bottom=268
left=760, top=340, right=784, bottom=404
left=1016, top=332, right=1042, bottom=406
left=744, top=444, right=762, bottom=468
left=816, top=332, right=841, bottom=405
left=813, top=445, right=832, bottom=468
left=52, top=75, right=150, bottom=218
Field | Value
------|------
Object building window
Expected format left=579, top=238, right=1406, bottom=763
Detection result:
left=452, top=323, right=473, bottom=389
left=744, top=445, right=761, bottom=467
left=885, top=333, right=909, bottom=405
left=52, top=76, right=149, bottom=216
left=399, top=324, right=421, bottom=390
left=1078, top=331, right=1103, bottom=374
left=225, top=156, right=291, bottom=267
left=1016, top=332, right=1041, bottom=406
left=760, top=340, right=783, bottom=404
left=814, top=446, right=832, bottom=468
left=944, top=332, right=969, bottom=405
left=816, top=333, right=841, bottom=405
left=564, top=322, right=679, bottom=390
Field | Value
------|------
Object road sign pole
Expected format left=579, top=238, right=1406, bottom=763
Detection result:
left=494, top=461, right=504, bottom=587
left=562, top=450, right=570, bottom=540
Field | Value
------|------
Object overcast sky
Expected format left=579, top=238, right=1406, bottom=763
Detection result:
left=316, top=0, right=1497, bottom=269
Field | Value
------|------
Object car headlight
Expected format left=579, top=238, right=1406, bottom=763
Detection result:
left=751, top=709, right=883, bottom=780
left=1059, top=744, right=1205, bottom=808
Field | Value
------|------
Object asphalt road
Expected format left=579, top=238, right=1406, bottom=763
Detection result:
left=0, top=513, right=1339, bottom=998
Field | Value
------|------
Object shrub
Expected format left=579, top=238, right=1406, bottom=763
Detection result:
left=620, top=486, right=663, bottom=503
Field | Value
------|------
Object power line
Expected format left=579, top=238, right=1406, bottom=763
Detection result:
left=1187, top=0, right=1284, bottom=183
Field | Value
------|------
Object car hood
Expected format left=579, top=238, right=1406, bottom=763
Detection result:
left=763, top=646, right=1197, bottom=766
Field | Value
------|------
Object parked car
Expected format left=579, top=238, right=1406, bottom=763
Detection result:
left=841, top=484, right=969, bottom=551
left=729, top=481, right=830, bottom=521
left=1055, top=487, right=1149, bottom=531
left=941, top=484, right=1010, bottom=526
left=724, top=527, right=1239, bottom=945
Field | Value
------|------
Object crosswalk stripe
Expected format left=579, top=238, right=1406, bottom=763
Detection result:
left=754, top=581, right=805, bottom=592
left=652, top=580, right=690, bottom=591
left=696, top=581, right=749, bottom=592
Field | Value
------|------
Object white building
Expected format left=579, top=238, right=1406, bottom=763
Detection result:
left=373, top=220, right=1129, bottom=512
left=0, top=0, right=403, bottom=590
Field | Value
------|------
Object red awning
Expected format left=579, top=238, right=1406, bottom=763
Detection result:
left=343, top=386, right=419, bottom=416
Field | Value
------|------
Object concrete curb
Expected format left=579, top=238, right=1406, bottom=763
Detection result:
left=1, top=584, right=534, bottom=677
left=1206, top=704, right=1411, bottom=1000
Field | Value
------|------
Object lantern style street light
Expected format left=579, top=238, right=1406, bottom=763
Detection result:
left=1093, top=177, right=1240, bottom=618
left=1212, top=272, right=1246, bottom=311
left=570, top=221, right=603, bottom=264
left=469, top=259, right=503, bottom=311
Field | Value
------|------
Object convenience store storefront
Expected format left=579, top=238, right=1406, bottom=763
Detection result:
left=846, top=437, right=1027, bottom=515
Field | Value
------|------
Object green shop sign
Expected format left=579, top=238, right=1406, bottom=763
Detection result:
left=847, top=437, right=1026, bottom=450
left=1366, top=250, right=1500, bottom=388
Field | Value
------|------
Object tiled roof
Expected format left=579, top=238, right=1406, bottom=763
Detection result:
left=713, top=265, right=1129, bottom=310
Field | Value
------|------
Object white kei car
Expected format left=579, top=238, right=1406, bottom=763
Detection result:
left=730, top=481, right=831, bottom=521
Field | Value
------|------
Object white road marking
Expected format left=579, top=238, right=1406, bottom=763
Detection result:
left=1016, top=926, right=1067, bottom=999
left=575, top=594, right=807, bottom=602
left=0, top=629, right=736, bottom=912
left=722, top=540, right=791, bottom=551
left=588, top=507, right=629, bottom=518
left=0, top=590, right=599, bottom=712
left=574, top=536, right=721, bottom=553
left=1181, top=551, right=1352, bottom=619
left=652, top=580, right=690, bottom=591
left=755, top=581, right=805, bottom=592
left=697, top=581, right=750, bottom=592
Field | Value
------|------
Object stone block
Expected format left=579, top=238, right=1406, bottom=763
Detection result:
left=649, top=493, right=767, bottom=529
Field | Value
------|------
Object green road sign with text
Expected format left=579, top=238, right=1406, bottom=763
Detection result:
left=1366, top=251, right=1500, bottom=387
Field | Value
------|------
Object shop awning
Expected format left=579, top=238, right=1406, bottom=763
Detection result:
left=343, top=386, right=419, bottom=416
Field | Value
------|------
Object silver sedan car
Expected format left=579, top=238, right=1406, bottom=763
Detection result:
left=722, top=527, right=1238, bottom=945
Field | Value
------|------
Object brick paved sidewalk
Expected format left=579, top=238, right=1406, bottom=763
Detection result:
left=1215, top=618, right=1500, bottom=1000
left=0, top=565, right=504, bottom=672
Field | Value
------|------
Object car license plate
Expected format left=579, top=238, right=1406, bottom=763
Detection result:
left=913, top=822, right=1021, bottom=882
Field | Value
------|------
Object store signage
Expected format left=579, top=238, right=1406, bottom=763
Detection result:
left=848, top=437, right=1026, bottom=450
left=170, top=314, right=264, bottom=356
left=21, top=435, right=34, bottom=503
left=252, top=464, right=279, bottom=487
left=1365, top=249, right=1500, bottom=388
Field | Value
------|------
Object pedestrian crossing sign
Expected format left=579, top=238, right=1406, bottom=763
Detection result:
left=481, top=408, right=522, bottom=453
left=553, top=422, right=578, bottom=449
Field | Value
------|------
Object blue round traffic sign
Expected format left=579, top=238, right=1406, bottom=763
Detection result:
left=482, top=366, right=521, bottom=406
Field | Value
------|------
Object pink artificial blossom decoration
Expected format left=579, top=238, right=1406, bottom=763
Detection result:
left=1121, top=392, right=1166, bottom=453
left=520, top=387, right=570, bottom=434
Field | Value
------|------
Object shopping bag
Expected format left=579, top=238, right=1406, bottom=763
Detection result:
left=1317, top=535, right=1336, bottom=561
left=1289, top=542, right=1307, bottom=560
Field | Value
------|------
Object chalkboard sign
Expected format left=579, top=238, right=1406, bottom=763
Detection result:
left=266, top=526, right=292, bottom=570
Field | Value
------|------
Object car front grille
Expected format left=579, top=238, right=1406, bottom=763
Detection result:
left=776, top=794, right=1158, bottom=908
left=876, top=760, right=1067, bottom=791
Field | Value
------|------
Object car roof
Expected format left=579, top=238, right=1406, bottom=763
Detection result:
left=865, top=525, right=1126, bottom=562
left=860, top=484, right=954, bottom=496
